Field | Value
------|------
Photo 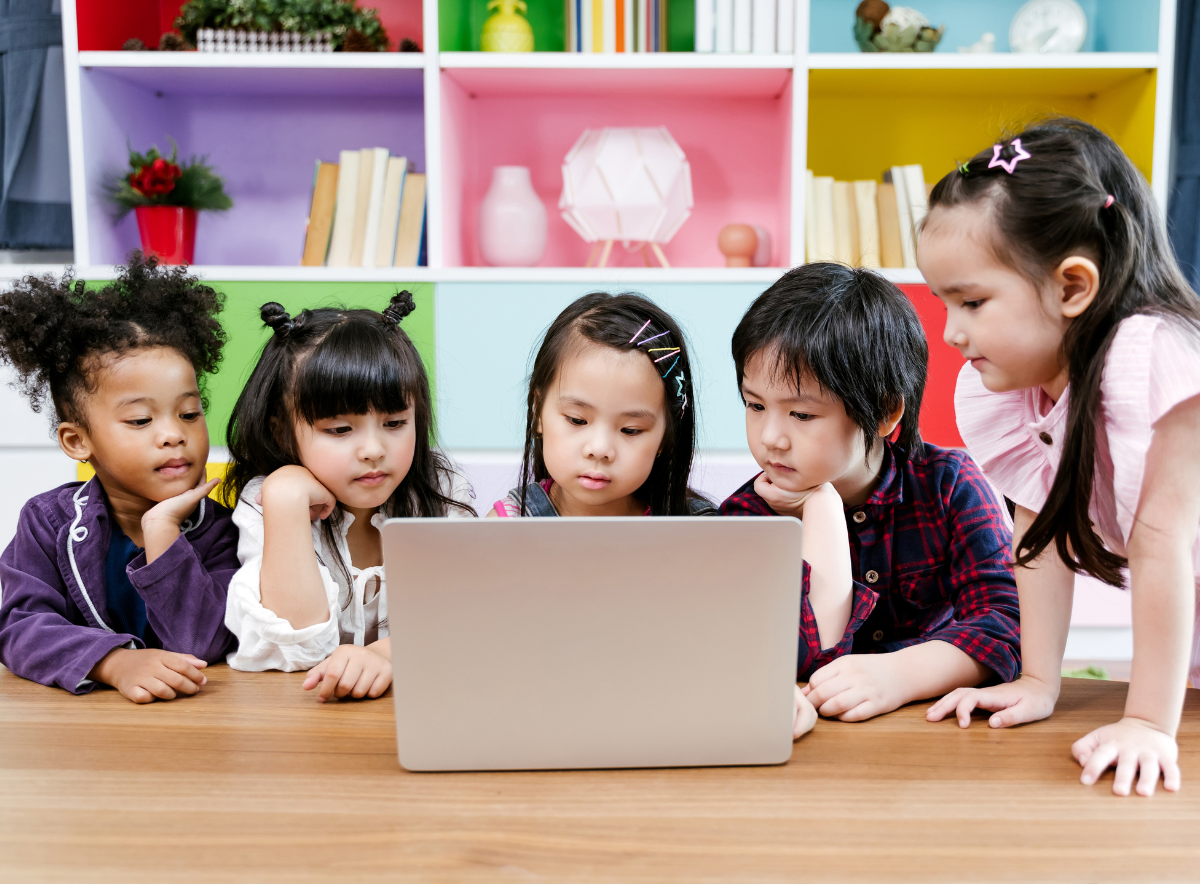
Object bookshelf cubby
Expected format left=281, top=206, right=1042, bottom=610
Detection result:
left=44, top=0, right=1177, bottom=457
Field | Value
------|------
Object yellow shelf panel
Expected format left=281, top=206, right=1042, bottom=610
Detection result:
left=807, top=67, right=1156, bottom=186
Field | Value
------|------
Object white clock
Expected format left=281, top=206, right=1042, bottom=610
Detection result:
left=1010, top=0, right=1088, bottom=53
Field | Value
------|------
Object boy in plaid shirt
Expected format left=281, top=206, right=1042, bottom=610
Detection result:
left=721, top=263, right=1019, bottom=728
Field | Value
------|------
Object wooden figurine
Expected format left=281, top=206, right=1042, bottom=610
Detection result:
left=718, top=224, right=758, bottom=267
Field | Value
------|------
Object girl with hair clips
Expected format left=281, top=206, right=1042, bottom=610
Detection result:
left=0, top=255, right=239, bottom=702
left=489, top=292, right=715, bottom=519
left=922, top=118, right=1200, bottom=796
left=222, top=292, right=475, bottom=702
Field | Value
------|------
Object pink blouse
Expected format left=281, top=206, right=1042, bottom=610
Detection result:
left=955, top=314, right=1200, bottom=678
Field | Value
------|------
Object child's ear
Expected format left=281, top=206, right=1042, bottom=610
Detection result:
left=1054, top=255, right=1100, bottom=319
left=878, top=400, right=905, bottom=438
left=57, top=422, right=92, bottom=463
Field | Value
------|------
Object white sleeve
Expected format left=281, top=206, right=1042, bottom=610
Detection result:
left=224, top=477, right=342, bottom=672
left=440, top=456, right=478, bottom=519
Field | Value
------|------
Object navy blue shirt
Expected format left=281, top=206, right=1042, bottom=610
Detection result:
left=104, top=524, right=158, bottom=646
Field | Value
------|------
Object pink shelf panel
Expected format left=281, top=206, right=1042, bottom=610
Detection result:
left=440, top=69, right=794, bottom=270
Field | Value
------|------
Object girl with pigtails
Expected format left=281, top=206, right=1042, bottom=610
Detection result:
left=222, top=292, right=475, bottom=702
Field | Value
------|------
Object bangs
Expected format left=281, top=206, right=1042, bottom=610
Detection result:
left=291, top=318, right=417, bottom=423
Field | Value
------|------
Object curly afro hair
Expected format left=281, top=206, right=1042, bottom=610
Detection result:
left=0, top=252, right=226, bottom=427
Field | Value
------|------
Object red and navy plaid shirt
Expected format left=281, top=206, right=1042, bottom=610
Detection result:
left=720, top=440, right=1020, bottom=682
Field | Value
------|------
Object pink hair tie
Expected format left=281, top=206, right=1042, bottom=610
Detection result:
left=1104, top=194, right=1115, bottom=209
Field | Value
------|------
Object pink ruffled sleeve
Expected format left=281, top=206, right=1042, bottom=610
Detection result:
left=954, top=363, right=1061, bottom=514
left=1103, top=315, right=1200, bottom=547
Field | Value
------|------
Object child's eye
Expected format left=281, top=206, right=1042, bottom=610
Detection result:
left=180, top=411, right=202, bottom=422
left=126, top=418, right=151, bottom=427
left=621, top=427, right=643, bottom=436
left=384, top=418, right=408, bottom=429
left=746, top=402, right=764, bottom=412
left=567, top=416, right=587, bottom=427
left=323, top=426, right=353, bottom=436
left=962, top=299, right=984, bottom=311
left=791, top=412, right=815, bottom=422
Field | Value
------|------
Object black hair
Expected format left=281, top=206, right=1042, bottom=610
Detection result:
left=0, top=252, right=225, bottom=428
left=222, top=290, right=474, bottom=540
left=928, top=116, right=1200, bottom=586
left=520, top=292, right=702, bottom=516
left=732, top=262, right=927, bottom=462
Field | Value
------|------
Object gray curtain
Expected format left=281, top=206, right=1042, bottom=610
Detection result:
left=1170, top=0, right=1199, bottom=286
left=0, top=0, right=71, bottom=249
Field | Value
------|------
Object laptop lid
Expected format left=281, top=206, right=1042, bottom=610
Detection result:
left=383, top=517, right=803, bottom=772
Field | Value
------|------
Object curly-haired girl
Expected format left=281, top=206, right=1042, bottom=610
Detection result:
left=222, top=292, right=474, bottom=702
left=0, top=254, right=239, bottom=702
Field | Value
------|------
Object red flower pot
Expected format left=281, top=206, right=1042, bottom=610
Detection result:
left=135, top=206, right=197, bottom=264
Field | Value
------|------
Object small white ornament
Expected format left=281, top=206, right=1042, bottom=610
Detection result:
left=880, top=6, right=929, bottom=32
left=1010, top=0, right=1087, bottom=53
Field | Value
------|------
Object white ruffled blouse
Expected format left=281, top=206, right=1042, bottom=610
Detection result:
left=225, top=470, right=474, bottom=672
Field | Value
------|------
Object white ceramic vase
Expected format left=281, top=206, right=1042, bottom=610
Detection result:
left=479, top=166, right=547, bottom=266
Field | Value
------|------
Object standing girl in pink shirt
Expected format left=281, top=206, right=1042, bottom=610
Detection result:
left=920, top=117, right=1200, bottom=797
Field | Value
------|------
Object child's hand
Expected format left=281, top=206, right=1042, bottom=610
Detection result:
left=1072, top=717, right=1181, bottom=796
left=925, top=674, right=1058, bottom=729
left=90, top=647, right=208, bottom=704
left=754, top=474, right=837, bottom=519
left=141, top=475, right=221, bottom=562
left=260, top=464, right=337, bottom=522
left=302, top=644, right=392, bottom=702
left=802, top=654, right=908, bottom=721
left=793, top=684, right=817, bottom=739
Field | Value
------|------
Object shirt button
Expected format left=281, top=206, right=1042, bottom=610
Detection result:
left=852, top=510, right=867, bottom=524
left=1038, top=431, right=1053, bottom=445
left=872, top=630, right=885, bottom=642
left=865, top=569, right=879, bottom=584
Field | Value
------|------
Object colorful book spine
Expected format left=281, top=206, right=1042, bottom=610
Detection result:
left=694, top=0, right=714, bottom=51
left=751, top=0, right=774, bottom=53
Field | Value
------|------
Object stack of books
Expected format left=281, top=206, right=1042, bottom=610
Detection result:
left=694, top=0, right=793, bottom=52
left=301, top=148, right=427, bottom=268
left=804, top=165, right=930, bottom=270
left=566, top=0, right=670, bottom=52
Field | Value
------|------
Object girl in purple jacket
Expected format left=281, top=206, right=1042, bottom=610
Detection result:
left=0, top=255, right=240, bottom=702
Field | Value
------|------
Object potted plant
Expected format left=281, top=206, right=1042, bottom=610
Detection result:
left=107, top=143, right=232, bottom=264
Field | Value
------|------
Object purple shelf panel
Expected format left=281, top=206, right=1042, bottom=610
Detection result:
left=81, top=68, right=425, bottom=266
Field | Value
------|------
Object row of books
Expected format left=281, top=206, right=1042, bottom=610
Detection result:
left=566, top=0, right=670, bottom=52
left=804, top=165, right=931, bottom=270
left=301, top=148, right=427, bottom=268
left=695, top=0, right=793, bottom=53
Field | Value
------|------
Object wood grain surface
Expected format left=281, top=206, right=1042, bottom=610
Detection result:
left=2, top=665, right=1199, bottom=883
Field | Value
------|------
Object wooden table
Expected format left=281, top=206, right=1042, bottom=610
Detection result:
left=2, top=666, right=1199, bottom=883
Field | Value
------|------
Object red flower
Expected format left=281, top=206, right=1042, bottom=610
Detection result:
left=129, top=157, right=182, bottom=197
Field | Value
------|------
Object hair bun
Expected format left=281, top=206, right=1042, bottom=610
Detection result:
left=383, top=290, right=416, bottom=324
left=260, top=302, right=293, bottom=336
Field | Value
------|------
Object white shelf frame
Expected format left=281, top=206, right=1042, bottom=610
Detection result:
left=58, top=0, right=1179, bottom=277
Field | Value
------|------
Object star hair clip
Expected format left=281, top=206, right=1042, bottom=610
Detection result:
left=988, top=138, right=1031, bottom=175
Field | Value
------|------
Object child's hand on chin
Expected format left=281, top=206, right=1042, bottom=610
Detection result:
left=90, top=647, right=208, bottom=703
left=1072, top=718, right=1181, bottom=797
left=260, top=464, right=337, bottom=522
left=755, top=474, right=837, bottom=519
left=801, top=654, right=908, bottom=721
left=303, top=644, right=392, bottom=702
left=793, top=685, right=817, bottom=739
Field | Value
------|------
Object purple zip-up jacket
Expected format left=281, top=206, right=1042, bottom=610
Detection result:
left=0, top=478, right=240, bottom=693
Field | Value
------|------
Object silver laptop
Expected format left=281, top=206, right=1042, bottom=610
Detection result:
left=382, top=517, right=803, bottom=772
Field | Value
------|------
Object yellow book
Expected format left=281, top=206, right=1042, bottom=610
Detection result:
left=876, top=182, right=903, bottom=269
left=831, top=180, right=857, bottom=266
left=301, top=162, right=339, bottom=267
left=393, top=172, right=427, bottom=267
left=853, top=180, right=880, bottom=269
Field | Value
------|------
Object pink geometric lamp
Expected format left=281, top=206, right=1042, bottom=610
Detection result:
left=559, top=127, right=693, bottom=268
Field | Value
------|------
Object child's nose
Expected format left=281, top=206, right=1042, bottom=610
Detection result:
left=582, top=427, right=615, bottom=460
